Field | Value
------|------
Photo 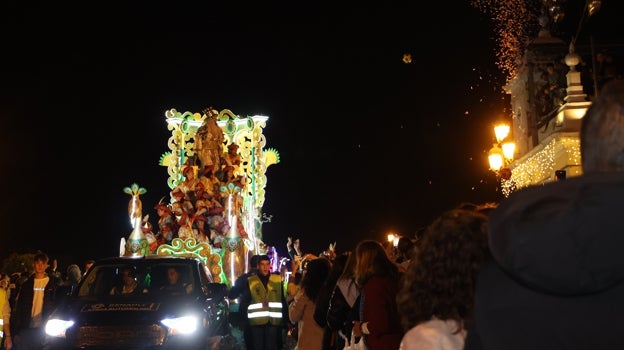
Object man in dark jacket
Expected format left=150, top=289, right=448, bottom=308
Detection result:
left=466, top=79, right=624, bottom=349
left=228, top=254, right=260, bottom=350
left=8, top=251, right=62, bottom=350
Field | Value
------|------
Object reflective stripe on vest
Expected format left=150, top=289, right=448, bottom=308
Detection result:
left=0, top=288, right=5, bottom=338
left=247, top=274, right=283, bottom=326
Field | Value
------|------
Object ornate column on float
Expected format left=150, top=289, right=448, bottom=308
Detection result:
left=216, top=109, right=280, bottom=285
left=161, top=109, right=206, bottom=189
left=216, top=110, right=279, bottom=252
left=121, top=183, right=149, bottom=257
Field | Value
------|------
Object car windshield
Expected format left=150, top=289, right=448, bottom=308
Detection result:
left=78, top=261, right=195, bottom=298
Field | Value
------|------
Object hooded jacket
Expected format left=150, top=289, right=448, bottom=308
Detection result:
left=466, top=172, right=624, bottom=350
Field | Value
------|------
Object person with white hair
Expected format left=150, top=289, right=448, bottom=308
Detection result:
left=65, top=264, right=82, bottom=291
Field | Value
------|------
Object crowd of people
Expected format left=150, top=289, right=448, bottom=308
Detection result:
left=224, top=79, right=624, bottom=350
left=222, top=206, right=489, bottom=350
left=0, top=256, right=94, bottom=349
left=3, top=79, right=624, bottom=350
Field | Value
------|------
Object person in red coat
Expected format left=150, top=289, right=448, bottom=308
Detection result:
left=352, top=240, right=403, bottom=349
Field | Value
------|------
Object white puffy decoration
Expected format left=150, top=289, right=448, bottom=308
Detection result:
left=243, top=238, right=256, bottom=251
left=119, top=237, right=127, bottom=257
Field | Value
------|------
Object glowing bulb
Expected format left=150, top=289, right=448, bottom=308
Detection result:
left=502, top=142, right=516, bottom=160
left=494, top=124, right=510, bottom=143
left=488, top=145, right=504, bottom=171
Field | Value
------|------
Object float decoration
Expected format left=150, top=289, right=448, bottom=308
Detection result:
left=121, top=107, right=279, bottom=288
left=121, top=183, right=149, bottom=257
left=156, top=237, right=226, bottom=284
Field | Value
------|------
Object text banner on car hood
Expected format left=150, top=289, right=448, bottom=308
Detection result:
left=81, top=303, right=161, bottom=312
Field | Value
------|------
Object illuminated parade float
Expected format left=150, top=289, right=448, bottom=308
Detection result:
left=120, top=107, right=280, bottom=287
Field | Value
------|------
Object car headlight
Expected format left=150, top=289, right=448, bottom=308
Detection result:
left=161, top=315, right=199, bottom=335
left=45, top=318, right=75, bottom=338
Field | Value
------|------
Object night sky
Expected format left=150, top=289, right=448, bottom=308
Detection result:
left=1, top=1, right=620, bottom=267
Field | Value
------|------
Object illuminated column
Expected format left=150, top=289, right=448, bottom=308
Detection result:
left=217, top=111, right=280, bottom=252
left=122, top=183, right=149, bottom=257
left=162, top=109, right=205, bottom=189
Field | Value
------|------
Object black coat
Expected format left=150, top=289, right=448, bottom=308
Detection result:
left=326, top=279, right=360, bottom=350
left=11, top=273, right=61, bottom=335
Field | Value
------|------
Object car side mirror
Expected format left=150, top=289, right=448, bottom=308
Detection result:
left=204, top=282, right=227, bottom=300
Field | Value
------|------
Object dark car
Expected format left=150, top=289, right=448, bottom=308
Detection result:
left=44, top=255, right=232, bottom=349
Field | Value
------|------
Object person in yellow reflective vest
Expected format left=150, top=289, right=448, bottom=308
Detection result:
left=0, top=274, right=9, bottom=348
left=228, top=254, right=261, bottom=350
left=243, top=254, right=288, bottom=350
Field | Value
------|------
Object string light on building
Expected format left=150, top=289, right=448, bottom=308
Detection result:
left=507, top=136, right=581, bottom=190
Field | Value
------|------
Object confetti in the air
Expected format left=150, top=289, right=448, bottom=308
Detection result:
left=470, top=0, right=542, bottom=84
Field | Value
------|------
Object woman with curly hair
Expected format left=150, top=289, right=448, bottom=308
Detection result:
left=397, top=208, right=490, bottom=350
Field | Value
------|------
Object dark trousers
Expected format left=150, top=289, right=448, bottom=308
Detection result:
left=242, top=319, right=254, bottom=350
left=250, top=324, right=282, bottom=350
left=15, top=327, right=45, bottom=350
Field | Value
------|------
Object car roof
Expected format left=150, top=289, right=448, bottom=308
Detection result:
left=93, top=255, right=204, bottom=265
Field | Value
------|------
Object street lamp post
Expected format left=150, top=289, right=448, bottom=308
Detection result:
left=488, top=122, right=516, bottom=196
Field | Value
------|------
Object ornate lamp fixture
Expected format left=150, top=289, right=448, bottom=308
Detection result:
left=488, top=122, right=516, bottom=181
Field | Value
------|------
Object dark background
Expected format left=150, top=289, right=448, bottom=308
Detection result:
left=1, top=1, right=622, bottom=268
